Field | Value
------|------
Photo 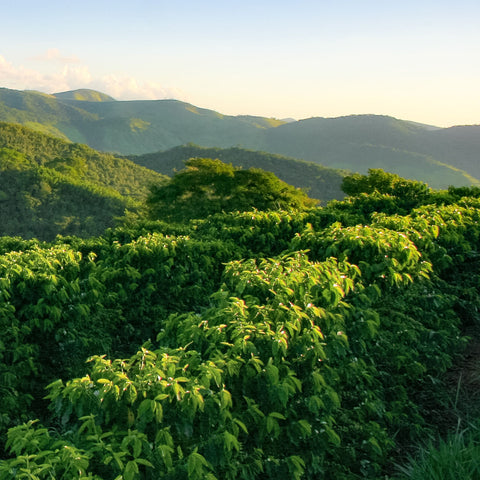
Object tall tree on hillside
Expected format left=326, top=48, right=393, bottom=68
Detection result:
left=342, top=168, right=431, bottom=199
left=147, top=158, right=318, bottom=222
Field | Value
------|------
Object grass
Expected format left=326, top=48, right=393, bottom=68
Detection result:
left=393, top=425, right=480, bottom=480
left=393, top=328, right=480, bottom=479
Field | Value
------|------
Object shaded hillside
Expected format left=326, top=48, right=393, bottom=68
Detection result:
left=131, top=145, right=348, bottom=203
left=0, top=122, right=168, bottom=197
left=0, top=158, right=128, bottom=239
left=425, top=125, right=480, bottom=177
left=0, top=123, right=168, bottom=240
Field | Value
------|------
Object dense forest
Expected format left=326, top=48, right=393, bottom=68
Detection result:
left=0, top=122, right=168, bottom=239
left=0, top=123, right=354, bottom=240
left=1, top=160, right=480, bottom=479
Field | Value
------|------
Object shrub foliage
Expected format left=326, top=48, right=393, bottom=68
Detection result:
left=1, top=171, right=480, bottom=479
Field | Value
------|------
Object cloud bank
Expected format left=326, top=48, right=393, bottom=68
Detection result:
left=0, top=50, right=183, bottom=101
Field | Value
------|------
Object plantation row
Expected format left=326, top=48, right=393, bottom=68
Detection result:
left=1, top=191, right=480, bottom=478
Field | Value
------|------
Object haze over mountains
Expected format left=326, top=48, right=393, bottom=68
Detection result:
left=1, top=87, right=480, bottom=189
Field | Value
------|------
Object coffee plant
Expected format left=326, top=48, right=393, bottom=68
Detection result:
left=1, top=184, right=480, bottom=478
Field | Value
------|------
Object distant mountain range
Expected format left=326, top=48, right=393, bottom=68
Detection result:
left=1, top=87, right=480, bottom=189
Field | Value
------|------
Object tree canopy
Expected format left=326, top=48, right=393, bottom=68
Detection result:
left=341, top=168, right=431, bottom=199
left=146, top=157, right=319, bottom=222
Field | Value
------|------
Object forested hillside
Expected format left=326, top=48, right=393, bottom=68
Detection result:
left=0, top=123, right=168, bottom=239
left=131, top=144, right=348, bottom=203
left=0, top=88, right=276, bottom=154
left=1, top=168, right=480, bottom=479
left=0, top=122, right=353, bottom=239
left=262, top=115, right=480, bottom=188
left=2, top=87, right=480, bottom=189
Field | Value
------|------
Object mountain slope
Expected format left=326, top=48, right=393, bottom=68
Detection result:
left=263, top=115, right=480, bottom=188
left=53, top=89, right=116, bottom=102
left=0, top=122, right=168, bottom=239
left=52, top=96, right=276, bottom=154
left=131, top=144, right=348, bottom=203
left=0, top=88, right=281, bottom=154
left=0, top=122, right=167, bottom=197
left=1, top=87, right=480, bottom=189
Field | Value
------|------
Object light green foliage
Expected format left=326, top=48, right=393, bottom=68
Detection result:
left=341, top=169, right=431, bottom=199
left=2, top=176, right=480, bottom=478
left=291, top=222, right=432, bottom=287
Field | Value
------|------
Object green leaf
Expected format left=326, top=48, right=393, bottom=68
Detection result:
left=124, top=460, right=138, bottom=480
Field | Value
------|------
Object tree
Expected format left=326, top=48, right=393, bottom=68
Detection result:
left=146, top=158, right=318, bottom=222
left=341, top=168, right=430, bottom=199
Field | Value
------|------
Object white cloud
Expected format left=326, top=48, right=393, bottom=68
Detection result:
left=92, top=74, right=184, bottom=101
left=0, top=54, right=45, bottom=90
left=61, top=64, right=93, bottom=89
left=0, top=52, right=184, bottom=101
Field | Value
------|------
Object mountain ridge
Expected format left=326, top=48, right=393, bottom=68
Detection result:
left=53, top=89, right=116, bottom=102
left=1, top=87, right=479, bottom=189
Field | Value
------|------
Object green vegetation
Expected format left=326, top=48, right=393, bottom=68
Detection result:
left=1, top=161, right=480, bottom=478
left=2, top=88, right=480, bottom=190
left=132, top=144, right=348, bottom=203
left=263, top=115, right=480, bottom=188
left=395, top=428, right=480, bottom=480
left=53, top=89, right=116, bottom=102
left=146, top=157, right=318, bottom=222
left=0, top=122, right=168, bottom=239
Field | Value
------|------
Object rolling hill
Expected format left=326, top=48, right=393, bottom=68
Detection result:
left=262, top=115, right=480, bottom=188
left=132, top=144, right=348, bottom=203
left=0, top=122, right=168, bottom=239
left=1, top=87, right=480, bottom=189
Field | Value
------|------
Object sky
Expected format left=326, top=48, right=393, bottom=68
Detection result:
left=1, top=0, right=479, bottom=127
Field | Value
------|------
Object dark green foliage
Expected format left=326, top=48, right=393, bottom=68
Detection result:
left=0, top=166, right=131, bottom=240
left=0, top=122, right=168, bottom=239
left=94, top=232, right=239, bottom=352
left=0, top=245, right=109, bottom=435
left=147, top=158, right=318, bottom=222
left=0, top=122, right=168, bottom=197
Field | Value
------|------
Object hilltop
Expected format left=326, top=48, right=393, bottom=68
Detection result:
left=53, top=89, right=116, bottom=102
left=262, top=115, right=480, bottom=189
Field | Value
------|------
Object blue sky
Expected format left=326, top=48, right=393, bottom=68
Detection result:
left=1, top=0, right=479, bottom=126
